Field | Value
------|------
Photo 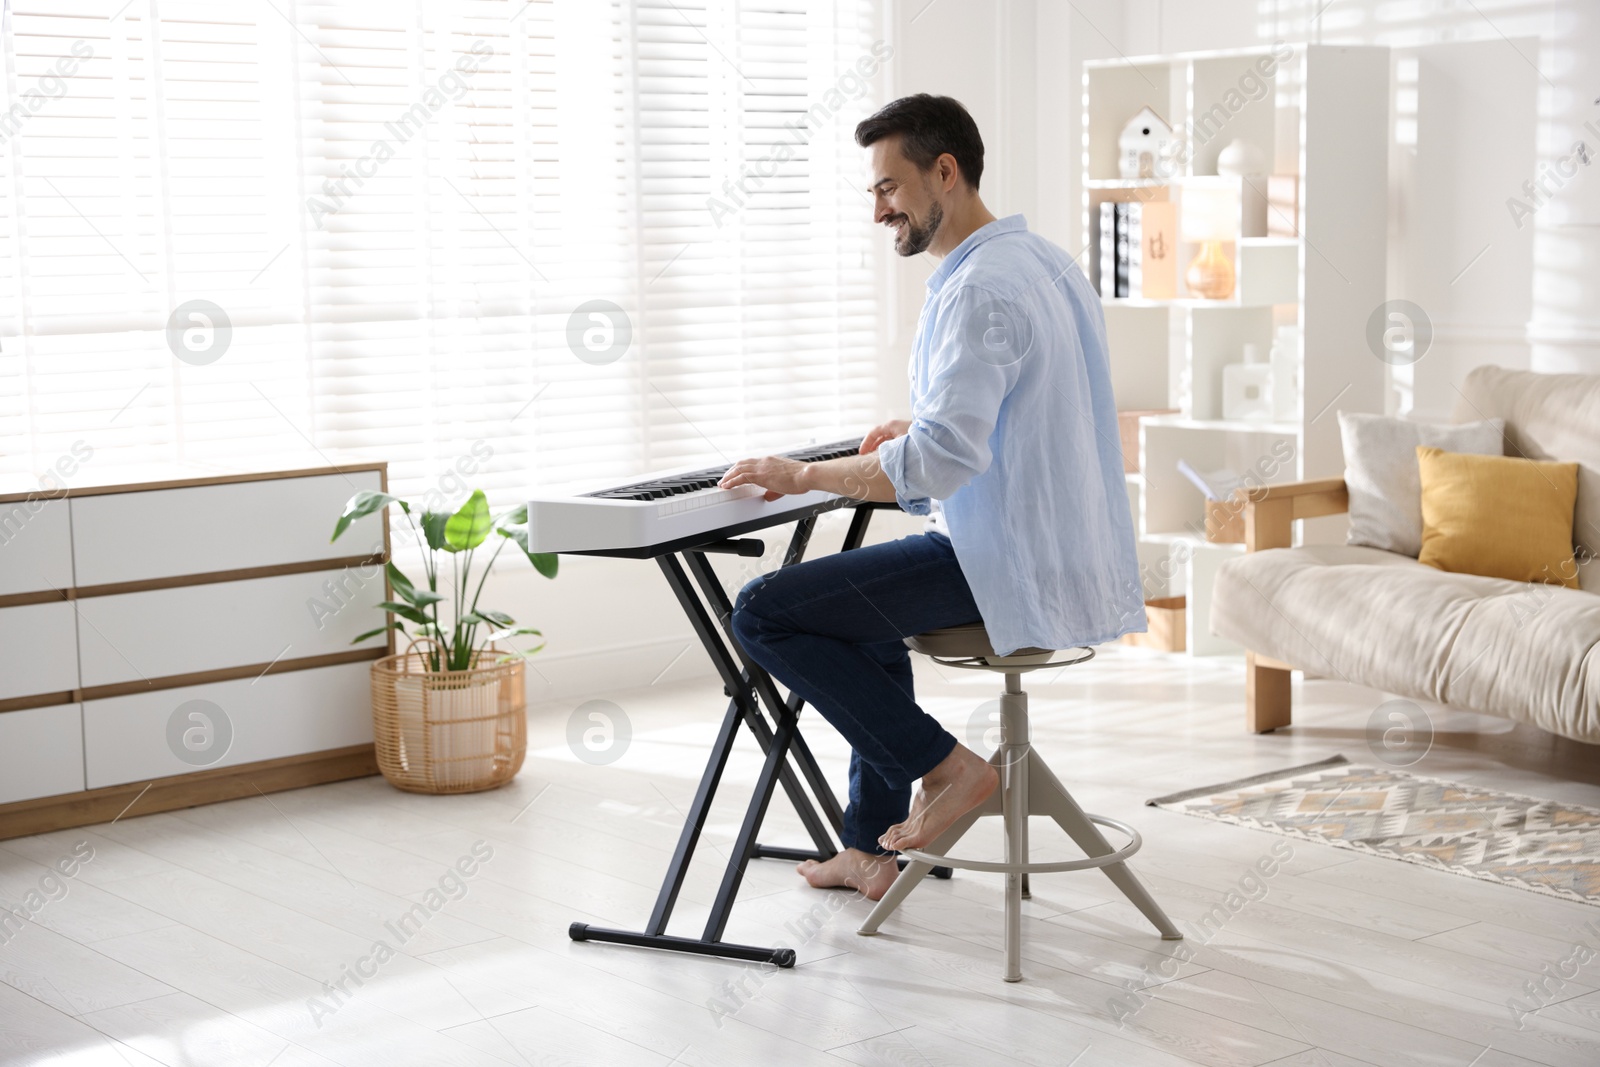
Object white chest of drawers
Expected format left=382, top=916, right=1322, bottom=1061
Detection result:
left=0, top=459, right=392, bottom=837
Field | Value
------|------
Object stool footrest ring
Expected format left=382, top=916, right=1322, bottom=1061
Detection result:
left=898, top=814, right=1141, bottom=875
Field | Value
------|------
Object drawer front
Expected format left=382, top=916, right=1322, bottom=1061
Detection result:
left=71, top=470, right=385, bottom=587
left=0, top=497, right=74, bottom=596
left=83, top=662, right=373, bottom=789
left=0, top=704, right=85, bottom=804
left=0, top=602, right=80, bottom=701
left=76, top=568, right=386, bottom=689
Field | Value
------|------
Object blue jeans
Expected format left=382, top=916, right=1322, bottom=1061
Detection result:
left=730, top=529, right=983, bottom=855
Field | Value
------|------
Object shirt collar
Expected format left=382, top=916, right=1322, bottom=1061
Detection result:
left=926, top=213, right=1028, bottom=293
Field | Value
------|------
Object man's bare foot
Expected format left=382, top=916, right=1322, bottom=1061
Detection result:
left=796, top=848, right=900, bottom=901
left=878, top=744, right=997, bottom=853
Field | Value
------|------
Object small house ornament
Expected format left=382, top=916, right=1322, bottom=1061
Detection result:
left=1119, top=106, right=1179, bottom=180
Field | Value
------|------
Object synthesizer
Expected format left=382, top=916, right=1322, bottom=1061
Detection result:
left=525, top=438, right=867, bottom=556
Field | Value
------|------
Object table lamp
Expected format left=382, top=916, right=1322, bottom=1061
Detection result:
left=1180, top=187, right=1236, bottom=300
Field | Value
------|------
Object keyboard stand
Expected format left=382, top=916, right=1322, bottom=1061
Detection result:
left=568, top=500, right=950, bottom=968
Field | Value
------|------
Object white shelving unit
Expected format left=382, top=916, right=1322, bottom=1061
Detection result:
left=1083, top=44, right=1389, bottom=654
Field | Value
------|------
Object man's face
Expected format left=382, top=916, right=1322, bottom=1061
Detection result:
left=867, top=138, right=944, bottom=257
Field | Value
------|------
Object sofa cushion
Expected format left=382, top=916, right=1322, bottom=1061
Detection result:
left=1456, top=365, right=1600, bottom=579
left=1211, top=544, right=1600, bottom=743
left=1337, top=410, right=1503, bottom=557
left=1416, top=446, right=1580, bottom=588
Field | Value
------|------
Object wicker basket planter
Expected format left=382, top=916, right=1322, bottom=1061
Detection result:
left=370, top=640, right=525, bottom=794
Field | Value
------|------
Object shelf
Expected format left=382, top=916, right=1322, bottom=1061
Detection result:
left=1141, top=415, right=1300, bottom=435
left=1141, top=531, right=1246, bottom=551
left=1085, top=178, right=1172, bottom=190
left=1103, top=297, right=1244, bottom=309
left=1085, top=44, right=1292, bottom=70
left=1085, top=176, right=1301, bottom=191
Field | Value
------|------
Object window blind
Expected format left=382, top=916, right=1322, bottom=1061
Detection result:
left=0, top=0, right=885, bottom=515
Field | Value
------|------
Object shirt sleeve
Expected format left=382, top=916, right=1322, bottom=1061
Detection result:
left=875, top=434, right=932, bottom=515
left=877, top=284, right=1020, bottom=508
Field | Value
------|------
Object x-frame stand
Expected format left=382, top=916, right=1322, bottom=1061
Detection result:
left=568, top=500, right=949, bottom=968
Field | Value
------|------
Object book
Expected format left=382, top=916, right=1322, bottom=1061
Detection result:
left=1114, top=203, right=1132, bottom=298
left=1126, top=204, right=1143, bottom=298
left=1098, top=202, right=1116, bottom=297
left=1267, top=175, right=1299, bottom=237
left=1176, top=458, right=1246, bottom=502
left=1138, top=201, right=1177, bottom=300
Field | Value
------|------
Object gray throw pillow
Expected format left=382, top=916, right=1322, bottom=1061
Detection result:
left=1338, top=411, right=1505, bottom=557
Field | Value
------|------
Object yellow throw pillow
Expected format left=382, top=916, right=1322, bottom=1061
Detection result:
left=1416, top=445, right=1579, bottom=588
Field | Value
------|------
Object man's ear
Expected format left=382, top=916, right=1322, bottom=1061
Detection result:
left=937, top=153, right=960, bottom=193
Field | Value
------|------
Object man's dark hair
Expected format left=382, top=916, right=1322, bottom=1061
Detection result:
left=855, top=94, right=984, bottom=191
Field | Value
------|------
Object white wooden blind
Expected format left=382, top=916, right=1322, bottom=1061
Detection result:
left=0, top=0, right=884, bottom=507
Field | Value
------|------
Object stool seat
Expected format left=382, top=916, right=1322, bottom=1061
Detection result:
left=902, top=622, right=1055, bottom=664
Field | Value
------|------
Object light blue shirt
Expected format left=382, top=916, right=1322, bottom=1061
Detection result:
left=876, top=214, right=1147, bottom=656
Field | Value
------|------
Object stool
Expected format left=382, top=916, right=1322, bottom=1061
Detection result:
left=856, top=622, right=1182, bottom=981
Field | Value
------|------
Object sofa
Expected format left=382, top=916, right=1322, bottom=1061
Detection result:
left=1210, top=365, right=1600, bottom=744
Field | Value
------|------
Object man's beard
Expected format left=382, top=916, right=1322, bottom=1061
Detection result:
left=891, top=200, right=943, bottom=256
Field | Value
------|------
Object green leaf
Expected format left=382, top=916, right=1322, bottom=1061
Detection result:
left=389, top=562, right=445, bottom=608
left=458, top=611, right=491, bottom=626
left=352, top=623, right=404, bottom=645
left=420, top=510, right=451, bottom=552
left=486, top=625, right=542, bottom=642
left=496, top=525, right=559, bottom=578
left=445, top=489, right=492, bottom=551
left=377, top=600, right=430, bottom=626
left=386, top=561, right=416, bottom=601
left=332, top=491, right=401, bottom=542
left=500, top=503, right=527, bottom=525
left=492, top=643, right=548, bottom=663
left=478, top=609, right=516, bottom=627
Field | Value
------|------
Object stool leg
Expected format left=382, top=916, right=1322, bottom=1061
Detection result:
left=1027, top=751, right=1182, bottom=940
left=1000, top=674, right=1030, bottom=981
left=1002, top=744, right=1027, bottom=981
left=856, top=802, right=986, bottom=935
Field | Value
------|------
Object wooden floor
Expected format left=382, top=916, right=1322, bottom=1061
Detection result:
left=5, top=645, right=1600, bottom=1066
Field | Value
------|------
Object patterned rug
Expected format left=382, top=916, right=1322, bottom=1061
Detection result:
left=1148, top=755, right=1600, bottom=906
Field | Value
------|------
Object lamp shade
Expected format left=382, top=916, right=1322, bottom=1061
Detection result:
left=1180, top=185, right=1237, bottom=242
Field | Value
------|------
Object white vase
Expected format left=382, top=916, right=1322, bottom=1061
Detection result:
left=1216, top=138, right=1266, bottom=177
left=1222, top=343, right=1273, bottom=421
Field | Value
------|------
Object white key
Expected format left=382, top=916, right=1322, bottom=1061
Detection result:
left=660, top=484, right=764, bottom=516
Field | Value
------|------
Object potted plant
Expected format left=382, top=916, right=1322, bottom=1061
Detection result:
left=331, top=488, right=558, bottom=793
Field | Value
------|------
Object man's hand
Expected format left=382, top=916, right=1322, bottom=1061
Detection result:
left=718, top=425, right=907, bottom=504
left=717, top=455, right=811, bottom=501
left=860, top=418, right=911, bottom=454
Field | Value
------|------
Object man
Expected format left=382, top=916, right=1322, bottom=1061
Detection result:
left=720, top=94, right=1144, bottom=901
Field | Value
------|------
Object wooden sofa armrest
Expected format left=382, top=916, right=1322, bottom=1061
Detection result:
left=1227, top=477, right=1348, bottom=733
left=1232, top=477, right=1349, bottom=551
